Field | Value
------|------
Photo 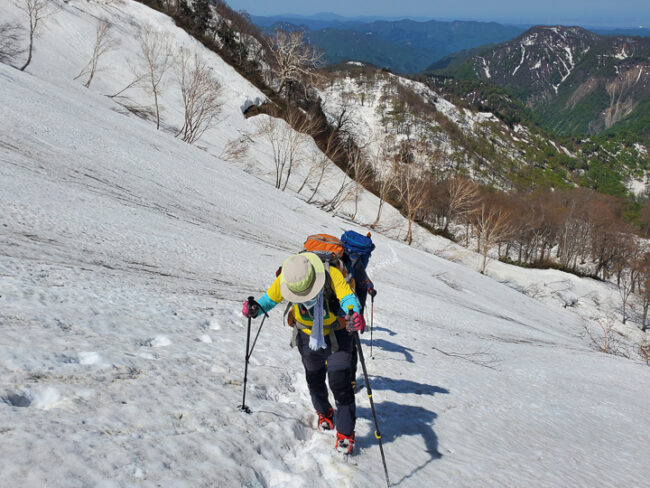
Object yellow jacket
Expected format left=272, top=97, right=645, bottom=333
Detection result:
left=257, top=266, right=360, bottom=333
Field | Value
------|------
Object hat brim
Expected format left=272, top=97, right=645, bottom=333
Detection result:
left=280, top=252, right=326, bottom=303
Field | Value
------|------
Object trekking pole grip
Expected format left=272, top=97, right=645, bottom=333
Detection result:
left=346, top=305, right=355, bottom=331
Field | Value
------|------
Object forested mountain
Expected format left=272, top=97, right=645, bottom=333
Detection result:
left=431, top=26, right=650, bottom=142
left=250, top=15, right=524, bottom=73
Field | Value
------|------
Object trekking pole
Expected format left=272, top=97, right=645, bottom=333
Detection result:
left=370, top=295, right=375, bottom=359
left=239, top=297, right=269, bottom=414
left=239, top=297, right=255, bottom=414
left=348, top=307, right=390, bottom=487
left=247, top=303, right=268, bottom=362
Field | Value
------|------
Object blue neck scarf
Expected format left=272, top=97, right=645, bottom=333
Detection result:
left=308, top=290, right=326, bottom=351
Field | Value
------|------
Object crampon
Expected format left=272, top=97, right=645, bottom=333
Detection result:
left=335, top=432, right=355, bottom=454
left=317, top=408, right=334, bottom=431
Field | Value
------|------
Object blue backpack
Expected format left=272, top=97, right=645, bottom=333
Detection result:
left=340, top=230, right=375, bottom=270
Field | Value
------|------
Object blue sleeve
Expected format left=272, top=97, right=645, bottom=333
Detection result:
left=256, top=293, right=278, bottom=317
left=340, top=293, right=360, bottom=315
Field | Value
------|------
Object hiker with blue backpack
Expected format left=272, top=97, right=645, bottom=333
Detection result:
left=242, top=248, right=365, bottom=454
left=241, top=233, right=390, bottom=481
left=241, top=232, right=376, bottom=454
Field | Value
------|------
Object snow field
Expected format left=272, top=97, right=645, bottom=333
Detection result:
left=1, top=1, right=650, bottom=487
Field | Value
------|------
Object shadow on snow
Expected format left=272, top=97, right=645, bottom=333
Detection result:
left=367, top=375, right=450, bottom=397
left=356, top=400, right=442, bottom=484
left=366, top=325, right=398, bottom=337
left=360, top=337, right=415, bottom=363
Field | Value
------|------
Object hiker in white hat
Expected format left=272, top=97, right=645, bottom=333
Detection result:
left=242, top=252, right=365, bottom=454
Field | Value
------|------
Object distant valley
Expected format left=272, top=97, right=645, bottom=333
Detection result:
left=250, top=14, right=524, bottom=73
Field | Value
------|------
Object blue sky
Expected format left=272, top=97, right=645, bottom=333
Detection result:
left=227, top=0, right=650, bottom=27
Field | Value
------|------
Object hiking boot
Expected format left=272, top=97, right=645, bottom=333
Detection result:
left=335, top=431, right=355, bottom=454
left=317, top=408, right=334, bottom=431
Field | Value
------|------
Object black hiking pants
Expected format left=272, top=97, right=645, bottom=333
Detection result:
left=296, top=327, right=356, bottom=436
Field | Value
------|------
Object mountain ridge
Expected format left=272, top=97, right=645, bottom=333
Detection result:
left=431, top=25, right=650, bottom=142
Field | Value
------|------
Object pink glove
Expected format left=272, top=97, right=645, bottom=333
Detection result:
left=242, top=300, right=259, bottom=318
left=348, top=312, right=366, bottom=333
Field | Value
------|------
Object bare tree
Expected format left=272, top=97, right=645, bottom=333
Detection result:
left=267, top=29, right=323, bottom=96
left=583, top=316, right=629, bottom=358
left=138, top=26, right=173, bottom=130
left=639, top=341, right=650, bottom=366
left=304, top=131, right=343, bottom=204
left=555, top=190, right=591, bottom=271
left=296, top=151, right=325, bottom=195
left=347, top=145, right=374, bottom=221
left=369, top=136, right=395, bottom=229
left=74, top=20, right=117, bottom=88
left=0, top=22, right=24, bottom=64
left=392, top=142, right=430, bottom=245
left=472, top=201, right=513, bottom=274
left=256, top=106, right=318, bottom=190
left=444, top=177, right=480, bottom=233
left=107, top=73, right=146, bottom=99
left=618, top=265, right=636, bottom=325
left=219, top=136, right=250, bottom=164
left=585, top=320, right=613, bottom=354
left=322, top=171, right=355, bottom=215
left=297, top=132, right=338, bottom=197
left=636, top=252, right=650, bottom=332
left=175, top=49, right=223, bottom=144
left=17, top=0, right=54, bottom=71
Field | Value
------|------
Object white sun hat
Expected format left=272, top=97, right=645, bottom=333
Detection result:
left=280, top=252, right=326, bottom=303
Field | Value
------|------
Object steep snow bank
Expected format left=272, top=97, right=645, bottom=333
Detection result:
left=1, top=2, right=650, bottom=488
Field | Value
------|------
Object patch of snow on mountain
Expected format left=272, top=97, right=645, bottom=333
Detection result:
left=627, top=175, right=648, bottom=196
left=477, top=56, right=491, bottom=78
left=522, top=33, right=537, bottom=47
left=559, top=46, right=575, bottom=83
left=512, top=44, right=526, bottom=76
left=615, top=46, right=630, bottom=60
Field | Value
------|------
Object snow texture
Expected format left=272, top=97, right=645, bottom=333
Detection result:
left=1, top=1, right=650, bottom=487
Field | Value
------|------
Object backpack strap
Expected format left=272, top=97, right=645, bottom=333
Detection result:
left=289, top=322, right=339, bottom=352
left=285, top=262, right=342, bottom=352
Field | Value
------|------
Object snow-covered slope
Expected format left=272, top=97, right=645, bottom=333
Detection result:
left=1, top=2, right=650, bottom=487
left=316, top=65, right=570, bottom=189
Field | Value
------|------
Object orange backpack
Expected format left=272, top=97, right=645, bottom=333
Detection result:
left=281, top=234, right=351, bottom=331
left=303, top=234, right=352, bottom=285
left=303, top=234, right=344, bottom=260
left=275, top=234, right=347, bottom=279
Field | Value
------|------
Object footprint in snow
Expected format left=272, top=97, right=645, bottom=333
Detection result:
left=2, top=390, right=32, bottom=407
left=55, top=353, right=79, bottom=364
left=2, top=387, right=65, bottom=410
left=140, top=335, right=172, bottom=348
left=150, top=335, right=171, bottom=347
left=78, top=351, right=106, bottom=366
left=200, top=317, right=222, bottom=331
